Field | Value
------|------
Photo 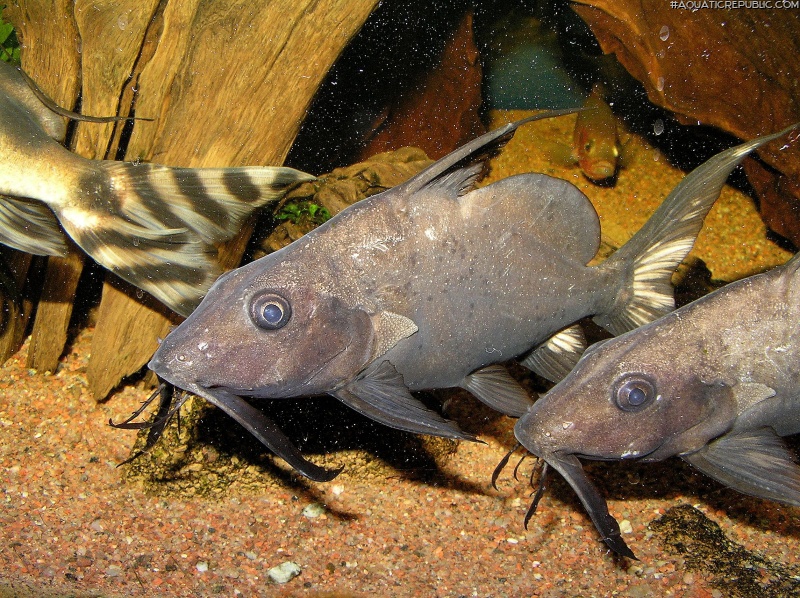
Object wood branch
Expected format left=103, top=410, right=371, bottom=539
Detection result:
left=0, top=250, right=34, bottom=364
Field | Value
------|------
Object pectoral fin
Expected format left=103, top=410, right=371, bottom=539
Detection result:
left=682, top=427, right=800, bottom=506
left=460, top=364, right=533, bottom=417
left=333, top=360, right=474, bottom=440
left=191, top=386, right=342, bottom=482
left=520, top=325, right=587, bottom=383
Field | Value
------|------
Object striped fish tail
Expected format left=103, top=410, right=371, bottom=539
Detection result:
left=54, top=161, right=314, bottom=316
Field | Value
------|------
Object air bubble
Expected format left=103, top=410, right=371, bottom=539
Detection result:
left=653, top=119, right=665, bottom=136
left=656, top=77, right=665, bottom=92
left=659, top=25, right=669, bottom=41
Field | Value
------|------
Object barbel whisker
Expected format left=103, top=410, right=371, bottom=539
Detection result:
left=491, top=443, right=522, bottom=490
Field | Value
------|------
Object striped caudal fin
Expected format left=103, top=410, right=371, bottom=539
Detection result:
left=54, top=162, right=315, bottom=316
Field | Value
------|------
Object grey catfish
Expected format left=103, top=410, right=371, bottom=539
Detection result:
left=514, top=169, right=800, bottom=557
left=0, top=60, right=313, bottom=315
left=144, top=109, right=759, bottom=481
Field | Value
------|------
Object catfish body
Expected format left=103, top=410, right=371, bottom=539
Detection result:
left=0, top=61, right=313, bottom=315
left=148, top=110, right=753, bottom=480
left=515, top=246, right=800, bottom=559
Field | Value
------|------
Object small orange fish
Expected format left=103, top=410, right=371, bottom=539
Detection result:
left=572, top=84, right=621, bottom=181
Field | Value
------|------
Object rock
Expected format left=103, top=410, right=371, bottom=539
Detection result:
left=267, top=560, right=301, bottom=584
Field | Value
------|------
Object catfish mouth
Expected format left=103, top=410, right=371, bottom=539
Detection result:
left=535, top=451, right=637, bottom=559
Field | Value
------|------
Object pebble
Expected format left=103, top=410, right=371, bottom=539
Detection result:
left=268, top=560, right=301, bottom=583
left=302, top=502, right=326, bottom=518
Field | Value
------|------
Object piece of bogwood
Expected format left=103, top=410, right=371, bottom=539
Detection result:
left=5, top=1, right=85, bottom=372
left=25, top=250, right=84, bottom=371
left=86, top=0, right=380, bottom=400
left=356, top=10, right=485, bottom=162
left=18, top=1, right=157, bottom=373
left=572, top=1, right=800, bottom=243
left=0, top=250, right=33, bottom=364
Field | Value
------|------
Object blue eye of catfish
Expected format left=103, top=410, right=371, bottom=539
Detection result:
left=612, top=374, right=656, bottom=412
left=249, top=292, right=291, bottom=330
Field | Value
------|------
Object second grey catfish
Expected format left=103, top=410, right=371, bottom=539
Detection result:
left=145, top=111, right=760, bottom=481
left=0, top=61, right=313, bottom=315
left=514, top=130, right=800, bottom=559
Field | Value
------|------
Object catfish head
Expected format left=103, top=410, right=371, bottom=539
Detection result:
left=151, top=263, right=377, bottom=398
left=513, top=323, right=739, bottom=558
left=147, top=258, right=382, bottom=482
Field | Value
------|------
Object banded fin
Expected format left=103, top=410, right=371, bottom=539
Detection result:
left=0, top=195, right=68, bottom=256
left=55, top=161, right=314, bottom=316
left=459, top=364, right=533, bottom=417
left=682, top=427, right=800, bottom=506
left=333, top=360, right=474, bottom=440
left=595, top=123, right=800, bottom=335
left=520, top=324, right=587, bottom=383
left=102, top=162, right=315, bottom=243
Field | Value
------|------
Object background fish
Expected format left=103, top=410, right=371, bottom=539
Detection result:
left=514, top=128, right=800, bottom=559
left=0, top=61, right=314, bottom=316
left=145, top=109, right=747, bottom=481
left=572, top=84, right=621, bottom=181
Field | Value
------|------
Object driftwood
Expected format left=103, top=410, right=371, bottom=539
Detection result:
left=355, top=10, right=485, bottom=161
left=6, top=0, right=379, bottom=398
left=571, top=1, right=800, bottom=244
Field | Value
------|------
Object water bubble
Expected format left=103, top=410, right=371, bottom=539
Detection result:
left=117, top=13, right=129, bottom=30
left=132, top=238, right=140, bottom=247
left=653, top=119, right=665, bottom=136
left=656, top=77, right=665, bottom=92
left=136, top=289, right=144, bottom=299
left=659, top=25, right=670, bottom=41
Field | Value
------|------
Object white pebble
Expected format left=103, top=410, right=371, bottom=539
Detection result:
left=268, top=561, right=301, bottom=583
left=302, top=502, right=326, bottom=518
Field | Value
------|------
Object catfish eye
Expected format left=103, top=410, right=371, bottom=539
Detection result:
left=612, top=374, right=656, bottom=412
left=250, top=293, right=291, bottom=330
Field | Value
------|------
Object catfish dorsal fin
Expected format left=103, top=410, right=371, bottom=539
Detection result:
left=398, top=108, right=584, bottom=199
